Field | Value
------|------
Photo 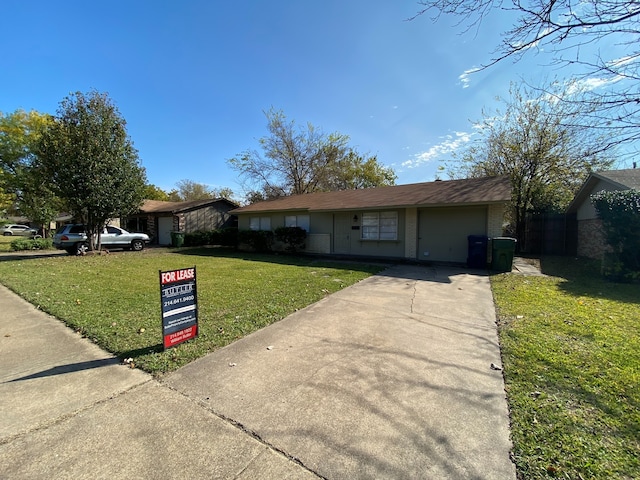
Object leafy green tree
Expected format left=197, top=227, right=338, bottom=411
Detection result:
left=0, top=109, right=52, bottom=175
left=0, top=170, right=14, bottom=214
left=167, top=179, right=236, bottom=202
left=14, top=167, right=61, bottom=237
left=171, top=179, right=215, bottom=201
left=215, top=187, right=236, bottom=201
left=37, top=91, right=147, bottom=250
left=448, top=82, right=613, bottom=244
left=228, top=108, right=395, bottom=202
left=0, top=109, right=54, bottom=217
left=143, top=184, right=170, bottom=201
left=321, top=150, right=396, bottom=190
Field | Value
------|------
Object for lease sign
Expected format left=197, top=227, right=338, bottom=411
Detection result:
left=160, top=267, right=198, bottom=349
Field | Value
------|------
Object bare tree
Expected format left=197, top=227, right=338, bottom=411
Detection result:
left=413, top=0, right=640, bottom=154
left=448, top=82, right=614, bottom=245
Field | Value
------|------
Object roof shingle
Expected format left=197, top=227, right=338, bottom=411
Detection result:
left=596, top=168, right=640, bottom=190
left=139, top=198, right=237, bottom=214
left=231, top=176, right=511, bottom=214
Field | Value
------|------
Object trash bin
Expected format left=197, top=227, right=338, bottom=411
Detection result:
left=467, top=235, right=488, bottom=269
left=170, top=231, right=185, bottom=247
left=491, top=237, right=517, bottom=272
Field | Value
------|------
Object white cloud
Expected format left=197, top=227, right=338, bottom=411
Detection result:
left=565, top=75, right=624, bottom=95
left=401, top=131, right=473, bottom=169
left=458, top=67, right=481, bottom=89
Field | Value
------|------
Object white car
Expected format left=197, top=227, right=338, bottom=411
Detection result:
left=1, top=224, right=38, bottom=237
left=53, top=224, right=150, bottom=255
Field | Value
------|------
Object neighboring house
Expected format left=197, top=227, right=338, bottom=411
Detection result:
left=125, top=198, right=238, bottom=245
left=8, top=214, right=74, bottom=232
left=566, top=168, right=640, bottom=259
left=231, top=176, right=511, bottom=264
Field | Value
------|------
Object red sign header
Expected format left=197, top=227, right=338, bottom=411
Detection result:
left=160, top=267, right=195, bottom=285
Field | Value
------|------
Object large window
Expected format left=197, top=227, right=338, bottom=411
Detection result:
left=249, top=216, right=271, bottom=231
left=361, top=211, right=398, bottom=240
left=284, top=214, right=310, bottom=231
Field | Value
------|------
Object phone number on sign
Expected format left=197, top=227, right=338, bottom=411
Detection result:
left=163, top=295, right=194, bottom=308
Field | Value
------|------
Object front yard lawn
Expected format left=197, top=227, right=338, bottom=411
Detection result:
left=0, top=248, right=383, bottom=375
left=492, top=257, right=639, bottom=480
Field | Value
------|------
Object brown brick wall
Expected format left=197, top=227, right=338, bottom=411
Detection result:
left=577, top=218, right=610, bottom=259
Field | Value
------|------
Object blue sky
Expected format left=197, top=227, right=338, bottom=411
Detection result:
left=2, top=1, right=632, bottom=199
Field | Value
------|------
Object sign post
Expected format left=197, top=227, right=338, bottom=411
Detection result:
left=159, top=266, right=198, bottom=349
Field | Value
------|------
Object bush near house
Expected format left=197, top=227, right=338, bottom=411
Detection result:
left=183, top=227, right=238, bottom=248
left=235, top=227, right=307, bottom=254
left=184, top=230, right=212, bottom=247
left=591, top=189, right=640, bottom=281
left=274, top=226, right=306, bottom=253
left=238, top=230, right=273, bottom=253
left=238, top=229, right=274, bottom=252
left=215, top=227, right=239, bottom=247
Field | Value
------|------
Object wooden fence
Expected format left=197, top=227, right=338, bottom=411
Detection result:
left=522, top=212, right=577, bottom=256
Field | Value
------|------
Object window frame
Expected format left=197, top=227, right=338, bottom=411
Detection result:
left=249, top=216, right=271, bottom=231
left=360, top=211, right=398, bottom=241
left=284, top=214, right=310, bottom=231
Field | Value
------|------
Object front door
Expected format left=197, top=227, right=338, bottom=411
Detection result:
left=333, top=213, right=352, bottom=254
left=158, top=217, right=173, bottom=245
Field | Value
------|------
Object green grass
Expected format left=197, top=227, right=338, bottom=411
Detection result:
left=492, top=257, right=640, bottom=479
left=0, top=248, right=383, bottom=375
left=0, top=235, right=16, bottom=252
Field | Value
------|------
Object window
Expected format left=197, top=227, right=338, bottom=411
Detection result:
left=249, top=216, right=271, bottom=231
left=284, top=215, right=310, bottom=231
left=361, top=211, right=397, bottom=240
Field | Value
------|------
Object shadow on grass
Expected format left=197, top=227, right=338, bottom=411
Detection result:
left=0, top=250, right=67, bottom=262
left=174, top=247, right=387, bottom=274
left=540, top=255, right=639, bottom=304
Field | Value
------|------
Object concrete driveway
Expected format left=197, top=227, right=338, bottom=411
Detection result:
left=1, top=262, right=515, bottom=479
left=165, top=264, right=515, bottom=479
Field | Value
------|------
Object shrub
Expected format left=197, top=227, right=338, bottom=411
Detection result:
left=591, top=189, right=640, bottom=281
left=238, top=230, right=274, bottom=252
left=184, top=230, right=212, bottom=247
left=10, top=237, right=53, bottom=251
left=274, top=226, right=306, bottom=253
left=183, top=228, right=238, bottom=247
left=216, top=227, right=238, bottom=247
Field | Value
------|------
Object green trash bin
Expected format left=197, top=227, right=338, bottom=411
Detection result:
left=491, top=237, right=517, bottom=272
left=170, top=231, right=185, bottom=247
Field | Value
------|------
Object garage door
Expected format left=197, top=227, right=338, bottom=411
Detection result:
left=417, top=207, right=487, bottom=263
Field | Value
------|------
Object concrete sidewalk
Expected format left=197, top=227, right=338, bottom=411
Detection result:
left=0, top=264, right=515, bottom=479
